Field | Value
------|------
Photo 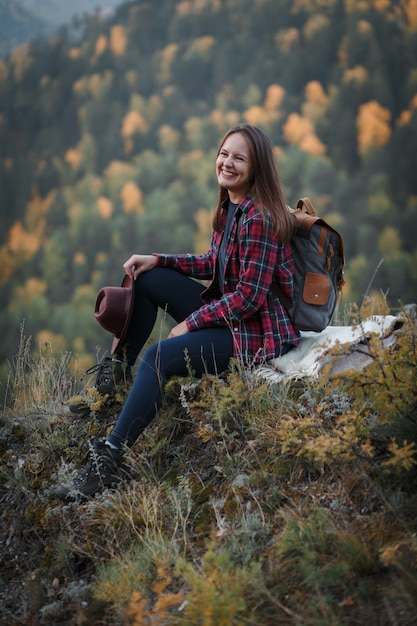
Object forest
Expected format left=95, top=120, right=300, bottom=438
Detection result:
left=0, top=0, right=417, bottom=399
left=1, top=2, right=417, bottom=623
left=0, top=0, right=124, bottom=57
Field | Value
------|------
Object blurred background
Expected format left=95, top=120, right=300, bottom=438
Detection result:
left=0, top=0, right=416, bottom=401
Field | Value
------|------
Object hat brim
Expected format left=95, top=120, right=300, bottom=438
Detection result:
left=111, top=274, right=135, bottom=355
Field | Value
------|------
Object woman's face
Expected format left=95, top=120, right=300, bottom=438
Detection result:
left=216, top=132, right=253, bottom=203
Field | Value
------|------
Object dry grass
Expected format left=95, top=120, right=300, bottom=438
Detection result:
left=0, top=309, right=416, bottom=625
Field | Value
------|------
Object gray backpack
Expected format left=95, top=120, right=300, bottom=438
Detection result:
left=272, top=198, right=346, bottom=332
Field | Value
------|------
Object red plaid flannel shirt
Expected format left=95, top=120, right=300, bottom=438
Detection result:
left=155, top=195, right=299, bottom=364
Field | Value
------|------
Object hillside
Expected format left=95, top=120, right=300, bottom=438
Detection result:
left=0, top=0, right=417, bottom=398
left=18, top=0, right=123, bottom=26
left=0, top=305, right=416, bottom=624
left=0, top=2, right=416, bottom=619
left=0, top=0, right=47, bottom=57
left=0, top=0, right=124, bottom=57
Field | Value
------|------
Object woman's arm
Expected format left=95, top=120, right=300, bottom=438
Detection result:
left=123, top=254, right=158, bottom=279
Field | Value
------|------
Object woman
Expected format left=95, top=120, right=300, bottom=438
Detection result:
left=54, top=123, right=299, bottom=500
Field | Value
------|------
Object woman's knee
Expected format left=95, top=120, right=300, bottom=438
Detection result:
left=135, top=267, right=160, bottom=293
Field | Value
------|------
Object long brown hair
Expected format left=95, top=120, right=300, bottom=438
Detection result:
left=212, top=123, right=295, bottom=242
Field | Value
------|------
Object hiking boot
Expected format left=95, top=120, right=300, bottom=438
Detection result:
left=86, top=356, right=132, bottom=396
left=53, top=440, right=124, bottom=501
left=68, top=357, right=132, bottom=415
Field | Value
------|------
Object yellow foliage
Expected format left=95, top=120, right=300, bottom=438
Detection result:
left=72, top=77, right=87, bottom=96
left=396, top=93, right=417, bottom=127
left=68, top=47, right=80, bottom=60
left=382, top=440, right=417, bottom=472
left=35, top=330, right=67, bottom=355
left=380, top=540, right=417, bottom=568
left=121, top=110, right=149, bottom=141
left=26, top=189, right=56, bottom=231
left=283, top=112, right=327, bottom=156
left=209, top=108, right=240, bottom=131
left=88, top=71, right=113, bottom=98
left=104, top=160, right=136, bottom=180
left=120, top=181, right=145, bottom=214
left=304, top=14, right=331, bottom=40
left=65, top=147, right=83, bottom=171
left=283, top=113, right=313, bottom=144
left=342, top=65, right=368, bottom=85
left=159, top=43, right=179, bottom=82
left=176, top=548, right=250, bottom=626
left=0, top=248, right=15, bottom=284
left=177, top=1, right=194, bottom=15
left=192, top=35, right=216, bottom=55
left=305, top=80, right=328, bottom=106
left=338, top=35, right=349, bottom=67
left=243, top=105, right=280, bottom=127
left=400, top=0, right=417, bottom=30
left=368, top=190, right=393, bottom=219
left=275, top=28, right=300, bottom=55
left=373, top=0, right=391, bottom=9
left=293, top=0, right=336, bottom=10
left=95, top=252, right=107, bottom=265
left=194, top=208, right=213, bottom=254
left=178, top=149, right=214, bottom=189
left=96, top=196, right=114, bottom=220
left=10, top=43, right=32, bottom=81
left=14, top=278, right=47, bottom=304
left=378, top=226, right=401, bottom=257
left=72, top=283, right=96, bottom=307
left=397, top=109, right=412, bottom=126
left=94, top=35, right=108, bottom=59
left=184, top=116, right=206, bottom=148
left=357, top=19, right=373, bottom=34
left=0, top=60, right=9, bottom=81
left=302, top=80, right=328, bottom=122
left=89, top=74, right=102, bottom=97
left=176, top=0, right=221, bottom=16
left=360, top=291, right=391, bottom=316
left=158, top=124, right=181, bottom=150
left=36, top=159, right=47, bottom=174
left=264, top=84, right=285, bottom=111
left=7, top=220, right=45, bottom=257
left=110, top=25, right=127, bottom=56
left=125, top=563, right=184, bottom=625
left=357, top=101, right=392, bottom=156
left=73, top=251, right=86, bottom=265
left=345, top=0, right=372, bottom=11
left=299, top=133, right=327, bottom=156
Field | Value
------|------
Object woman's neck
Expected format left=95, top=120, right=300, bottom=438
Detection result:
left=228, top=193, right=243, bottom=204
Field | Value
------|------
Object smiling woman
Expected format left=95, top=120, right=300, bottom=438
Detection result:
left=216, top=133, right=253, bottom=203
left=53, top=123, right=300, bottom=501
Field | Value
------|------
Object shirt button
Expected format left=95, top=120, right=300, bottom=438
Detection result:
left=233, top=327, right=238, bottom=332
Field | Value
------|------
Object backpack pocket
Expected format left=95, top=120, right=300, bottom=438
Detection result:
left=302, top=272, right=330, bottom=305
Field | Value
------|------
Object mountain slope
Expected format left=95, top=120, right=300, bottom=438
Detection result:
left=0, top=0, right=416, bottom=395
left=19, top=0, right=124, bottom=26
left=0, top=0, right=124, bottom=57
left=0, top=0, right=47, bottom=56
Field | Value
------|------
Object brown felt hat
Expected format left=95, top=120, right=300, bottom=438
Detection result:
left=94, top=274, right=135, bottom=354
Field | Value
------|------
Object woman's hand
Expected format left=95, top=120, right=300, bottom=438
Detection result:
left=123, top=254, right=157, bottom=279
left=168, top=320, right=189, bottom=339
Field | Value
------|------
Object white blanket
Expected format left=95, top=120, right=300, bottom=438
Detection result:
left=256, top=315, right=401, bottom=383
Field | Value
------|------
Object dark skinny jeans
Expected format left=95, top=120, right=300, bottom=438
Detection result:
left=106, top=268, right=234, bottom=449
